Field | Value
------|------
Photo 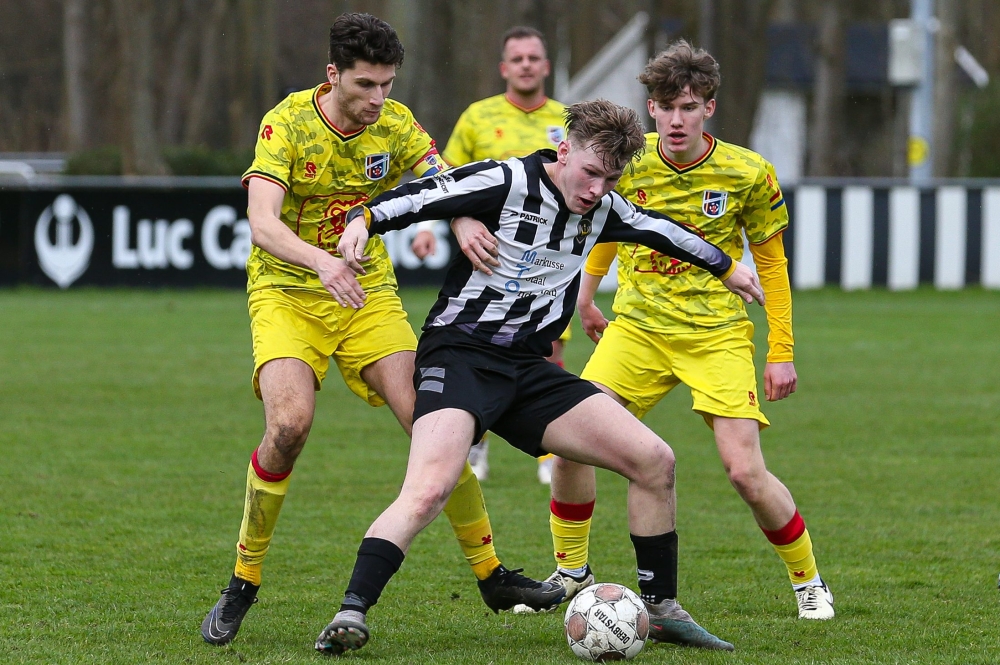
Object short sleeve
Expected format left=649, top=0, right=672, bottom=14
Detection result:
left=442, top=109, right=475, bottom=167
left=241, top=108, right=295, bottom=191
left=743, top=160, right=789, bottom=245
left=395, top=109, right=443, bottom=178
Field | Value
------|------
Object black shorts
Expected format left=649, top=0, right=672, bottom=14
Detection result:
left=412, top=327, right=601, bottom=457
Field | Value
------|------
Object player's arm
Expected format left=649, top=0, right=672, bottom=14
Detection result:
left=577, top=242, right=617, bottom=343
left=600, top=195, right=764, bottom=305
left=750, top=233, right=796, bottom=400
left=408, top=149, right=446, bottom=258
left=338, top=161, right=511, bottom=273
left=400, top=117, right=449, bottom=259
left=743, top=160, right=795, bottom=400
left=245, top=178, right=366, bottom=309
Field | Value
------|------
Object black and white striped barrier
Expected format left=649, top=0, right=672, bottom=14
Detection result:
left=780, top=182, right=1000, bottom=290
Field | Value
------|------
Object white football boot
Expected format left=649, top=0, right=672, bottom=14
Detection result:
left=795, top=579, right=835, bottom=619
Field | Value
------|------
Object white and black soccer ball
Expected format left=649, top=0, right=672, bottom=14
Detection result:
left=564, top=583, right=649, bottom=661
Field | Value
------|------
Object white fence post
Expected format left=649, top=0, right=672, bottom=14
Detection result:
left=842, top=187, right=874, bottom=290
left=793, top=186, right=826, bottom=289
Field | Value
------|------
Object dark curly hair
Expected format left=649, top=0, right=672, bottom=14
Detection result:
left=329, top=13, right=405, bottom=72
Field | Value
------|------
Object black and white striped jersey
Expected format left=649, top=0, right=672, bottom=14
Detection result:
left=363, top=149, right=734, bottom=356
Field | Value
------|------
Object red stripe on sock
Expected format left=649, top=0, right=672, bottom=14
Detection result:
left=761, top=510, right=805, bottom=546
left=550, top=499, right=595, bottom=522
left=251, top=448, right=291, bottom=483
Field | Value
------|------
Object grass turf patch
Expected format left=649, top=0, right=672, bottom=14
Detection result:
left=1, top=287, right=998, bottom=663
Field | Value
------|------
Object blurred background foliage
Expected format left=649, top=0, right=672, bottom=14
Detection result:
left=3, top=0, right=999, bottom=177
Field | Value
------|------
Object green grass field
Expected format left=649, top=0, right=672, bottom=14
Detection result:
left=1, top=287, right=999, bottom=664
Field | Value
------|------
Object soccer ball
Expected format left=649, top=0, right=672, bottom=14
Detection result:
left=564, top=583, right=648, bottom=661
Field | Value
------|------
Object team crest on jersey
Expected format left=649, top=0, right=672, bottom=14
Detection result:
left=547, top=125, right=565, bottom=145
left=365, top=153, right=390, bottom=180
left=702, top=190, right=728, bottom=218
left=576, top=218, right=592, bottom=239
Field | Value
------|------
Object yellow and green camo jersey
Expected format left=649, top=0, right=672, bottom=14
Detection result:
left=442, top=94, right=566, bottom=165
left=611, top=132, right=788, bottom=332
left=242, top=84, right=443, bottom=294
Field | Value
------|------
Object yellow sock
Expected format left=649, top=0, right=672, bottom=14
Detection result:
left=550, top=499, right=594, bottom=570
left=761, top=511, right=819, bottom=586
left=774, top=529, right=818, bottom=586
left=538, top=453, right=554, bottom=464
left=443, top=461, right=500, bottom=580
left=234, top=450, right=291, bottom=586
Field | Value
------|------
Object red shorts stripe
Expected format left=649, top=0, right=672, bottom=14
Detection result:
left=550, top=499, right=596, bottom=522
left=251, top=448, right=292, bottom=483
left=761, top=510, right=806, bottom=546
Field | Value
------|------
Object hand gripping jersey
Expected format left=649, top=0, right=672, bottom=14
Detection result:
left=595, top=133, right=788, bottom=334
left=442, top=94, right=567, bottom=166
left=242, top=84, right=443, bottom=294
left=355, top=150, right=735, bottom=357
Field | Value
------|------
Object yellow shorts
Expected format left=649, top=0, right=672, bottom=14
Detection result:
left=248, top=288, right=417, bottom=406
left=558, top=324, right=572, bottom=343
left=580, top=317, right=768, bottom=428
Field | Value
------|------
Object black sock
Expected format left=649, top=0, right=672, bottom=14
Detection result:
left=630, top=531, right=678, bottom=604
left=339, top=537, right=405, bottom=613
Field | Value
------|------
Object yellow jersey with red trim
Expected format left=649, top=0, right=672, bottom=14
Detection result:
left=442, top=94, right=566, bottom=165
left=599, top=132, right=788, bottom=332
left=242, top=84, right=443, bottom=293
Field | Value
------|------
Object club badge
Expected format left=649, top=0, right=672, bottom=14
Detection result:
left=702, top=190, right=728, bottom=218
left=547, top=125, right=565, bottom=145
left=365, top=152, right=390, bottom=181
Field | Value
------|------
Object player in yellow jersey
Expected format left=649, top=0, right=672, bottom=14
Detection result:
left=444, top=26, right=569, bottom=485
left=201, top=14, right=560, bottom=647
left=530, top=40, right=834, bottom=621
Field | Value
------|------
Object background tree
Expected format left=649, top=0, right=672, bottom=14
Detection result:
left=808, top=0, right=845, bottom=176
left=111, top=0, right=168, bottom=174
left=62, top=0, right=89, bottom=152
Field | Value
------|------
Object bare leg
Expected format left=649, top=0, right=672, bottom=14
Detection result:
left=361, top=350, right=417, bottom=436
left=255, top=358, right=316, bottom=473
left=712, top=417, right=795, bottom=530
left=364, top=351, right=502, bottom=579
left=542, top=393, right=675, bottom=536
left=549, top=381, right=627, bottom=504
left=541, top=393, right=732, bottom=649
left=366, top=409, right=478, bottom=551
left=203, top=357, right=315, bottom=644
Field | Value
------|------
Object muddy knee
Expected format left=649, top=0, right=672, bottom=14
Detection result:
left=263, top=419, right=311, bottom=464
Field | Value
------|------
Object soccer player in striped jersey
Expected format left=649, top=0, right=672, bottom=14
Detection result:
left=200, top=14, right=559, bottom=647
left=539, top=40, right=834, bottom=621
left=443, top=26, right=569, bottom=485
left=313, top=100, right=764, bottom=655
